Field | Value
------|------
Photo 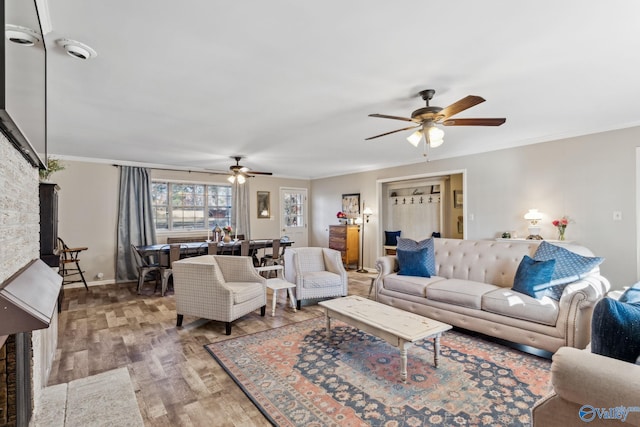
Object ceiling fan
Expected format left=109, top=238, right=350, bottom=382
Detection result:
left=227, top=156, right=272, bottom=184
left=366, top=89, right=505, bottom=148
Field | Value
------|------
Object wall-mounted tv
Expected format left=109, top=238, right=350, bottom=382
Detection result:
left=0, top=0, right=46, bottom=168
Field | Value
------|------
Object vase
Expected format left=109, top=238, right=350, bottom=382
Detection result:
left=223, top=233, right=231, bottom=243
left=558, top=227, right=566, bottom=241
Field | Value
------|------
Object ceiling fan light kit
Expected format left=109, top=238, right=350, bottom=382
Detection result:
left=226, top=156, right=272, bottom=184
left=367, top=88, right=505, bottom=150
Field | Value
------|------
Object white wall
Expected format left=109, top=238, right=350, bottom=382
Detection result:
left=311, top=126, right=640, bottom=289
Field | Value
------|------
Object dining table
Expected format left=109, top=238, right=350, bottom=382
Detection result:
left=135, top=239, right=293, bottom=265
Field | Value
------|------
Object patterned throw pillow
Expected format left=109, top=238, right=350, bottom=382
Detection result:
left=532, top=241, right=604, bottom=299
left=384, top=230, right=401, bottom=246
left=511, top=256, right=556, bottom=299
left=397, top=247, right=431, bottom=278
left=396, top=237, right=436, bottom=276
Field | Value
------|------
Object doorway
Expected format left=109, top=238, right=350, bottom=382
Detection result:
left=376, top=170, right=466, bottom=256
left=280, top=187, right=309, bottom=247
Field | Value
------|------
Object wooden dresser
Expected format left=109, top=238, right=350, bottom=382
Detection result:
left=329, top=225, right=359, bottom=269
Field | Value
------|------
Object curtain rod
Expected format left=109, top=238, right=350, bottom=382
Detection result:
left=112, top=164, right=225, bottom=175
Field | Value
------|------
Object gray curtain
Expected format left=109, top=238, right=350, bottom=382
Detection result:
left=232, top=180, right=251, bottom=239
left=116, top=166, right=157, bottom=282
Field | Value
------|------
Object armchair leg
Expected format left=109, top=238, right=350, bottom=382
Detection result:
left=260, top=305, right=266, bottom=317
left=176, top=314, right=183, bottom=327
left=297, top=300, right=301, bottom=310
left=225, top=322, right=232, bottom=335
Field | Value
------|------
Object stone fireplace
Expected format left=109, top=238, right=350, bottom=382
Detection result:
left=0, top=126, right=56, bottom=426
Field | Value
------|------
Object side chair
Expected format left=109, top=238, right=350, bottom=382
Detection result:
left=131, top=244, right=161, bottom=294
left=57, top=237, right=88, bottom=290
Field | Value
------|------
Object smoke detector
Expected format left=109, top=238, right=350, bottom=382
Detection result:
left=5, top=25, right=40, bottom=46
left=56, top=38, right=97, bottom=60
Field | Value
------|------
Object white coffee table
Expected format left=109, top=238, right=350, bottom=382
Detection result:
left=256, top=265, right=297, bottom=316
left=318, top=295, right=452, bottom=382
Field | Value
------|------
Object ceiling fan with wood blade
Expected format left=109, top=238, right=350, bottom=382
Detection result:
left=227, top=156, right=272, bottom=184
left=366, top=89, right=505, bottom=148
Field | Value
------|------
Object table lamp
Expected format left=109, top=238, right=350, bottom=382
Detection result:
left=524, top=209, right=543, bottom=240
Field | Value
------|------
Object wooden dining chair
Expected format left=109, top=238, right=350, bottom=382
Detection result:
left=207, top=242, right=219, bottom=255
left=57, top=237, right=89, bottom=290
left=260, top=239, right=281, bottom=267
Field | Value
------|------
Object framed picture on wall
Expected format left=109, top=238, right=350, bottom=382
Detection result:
left=454, top=190, right=463, bottom=208
left=257, top=191, right=270, bottom=218
left=342, top=193, right=360, bottom=218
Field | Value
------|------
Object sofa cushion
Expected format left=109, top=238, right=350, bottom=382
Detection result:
left=591, top=297, right=640, bottom=363
left=397, top=237, right=436, bottom=276
left=226, top=282, right=264, bottom=304
left=619, top=282, right=640, bottom=304
left=383, top=273, right=446, bottom=297
left=482, top=288, right=559, bottom=326
left=397, top=247, right=431, bottom=277
left=426, top=279, right=500, bottom=309
left=511, top=255, right=556, bottom=299
left=384, top=230, right=401, bottom=246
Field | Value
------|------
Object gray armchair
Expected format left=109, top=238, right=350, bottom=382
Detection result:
left=284, top=247, right=348, bottom=309
left=172, top=255, right=267, bottom=335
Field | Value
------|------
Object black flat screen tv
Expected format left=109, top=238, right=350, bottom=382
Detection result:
left=0, top=0, right=46, bottom=168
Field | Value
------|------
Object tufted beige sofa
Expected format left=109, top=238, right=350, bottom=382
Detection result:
left=374, top=238, right=609, bottom=353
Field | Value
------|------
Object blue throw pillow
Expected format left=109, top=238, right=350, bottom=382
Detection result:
left=397, top=247, right=431, bottom=278
left=384, top=230, right=401, bottom=246
left=533, top=241, right=604, bottom=284
left=591, top=297, right=640, bottom=363
left=512, top=255, right=556, bottom=299
left=396, top=237, right=436, bottom=276
left=619, top=282, right=640, bottom=304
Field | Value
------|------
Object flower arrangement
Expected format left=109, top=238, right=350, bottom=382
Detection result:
left=222, top=225, right=232, bottom=233
left=552, top=216, right=570, bottom=241
left=336, top=212, right=347, bottom=219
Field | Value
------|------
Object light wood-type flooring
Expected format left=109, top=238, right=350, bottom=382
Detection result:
left=48, top=270, right=376, bottom=426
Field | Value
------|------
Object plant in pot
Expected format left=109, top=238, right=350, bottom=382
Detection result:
left=39, top=157, right=65, bottom=182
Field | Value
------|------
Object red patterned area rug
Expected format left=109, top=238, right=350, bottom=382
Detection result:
left=204, top=317, right=552, bottom=426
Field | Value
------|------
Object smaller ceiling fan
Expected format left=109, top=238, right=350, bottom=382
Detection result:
left=227, top=156, right=272, bottom=184
left=366, top=89, right=505, bottom=148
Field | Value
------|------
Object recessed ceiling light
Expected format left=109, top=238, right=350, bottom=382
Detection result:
left=56, top=38, right=97, bottom=60
left=5, top=25, right=40, bottom=46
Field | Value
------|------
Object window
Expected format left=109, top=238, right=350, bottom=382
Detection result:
left=151, top=181, right=232, bottom=231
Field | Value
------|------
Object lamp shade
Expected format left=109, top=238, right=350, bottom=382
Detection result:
left=524, top=209, right=543, bottom=222
left=427, top=126, right=444, bottom=147
left=363, top=207, right=373, bottom=216
left=407, top=129, right=423, bottom=147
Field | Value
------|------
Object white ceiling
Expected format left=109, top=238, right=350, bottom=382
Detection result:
left=36, top=0, right=640, bottom=179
